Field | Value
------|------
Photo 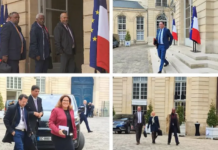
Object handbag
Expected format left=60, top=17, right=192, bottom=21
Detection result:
left=143, top=128, right=147, bottom=137
left=0, top=61, right=11, bottom=73
left=157, top=129, right=162, bottom=136
left=48, top=56, right=53, bottom=69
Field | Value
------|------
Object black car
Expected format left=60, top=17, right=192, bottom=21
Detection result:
left=113, top=114, right=134, bottom=134
left=113, top=37, right=119, bottom=48
left=36, top=94, right=85, bottom=150
left=4, top=100, right=18, bottom=115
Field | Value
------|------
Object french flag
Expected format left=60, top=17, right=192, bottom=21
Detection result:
left=172, top=19, right=178, bottom=41
left=190, top=6, right=201, bottom=44
left=97, top=0, right=109, bottom=73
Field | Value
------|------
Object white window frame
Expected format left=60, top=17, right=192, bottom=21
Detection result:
left=156, top=0, right=168, bottom=7
left=36, top=77, right=46, bottom=93
left=7, top=77, right=22, bottom=90
left=136, top=16, right=144, bottom=41
left=133, top=77, right=147, bottom=101
left=118, top=16, right=126, bottom=41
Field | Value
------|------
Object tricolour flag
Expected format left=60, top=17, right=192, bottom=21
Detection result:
left=172, top=19, right=178, bottom=41
left=97, top=0, right=109, bottom=73
left=189, top=6, right=201, bottom=44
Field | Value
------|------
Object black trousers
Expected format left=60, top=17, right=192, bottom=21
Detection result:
left=7, top=60, right=19, bottom=73
left=151, top=132, right=157, bottom=143
left=135, top=123, right=143, bottom=143
left=52, top=134, right=75, bottom=150
left=80, top=115, right=91, bottom=132
left=35, top=58, right=49, bottom=73
left=60, top=53, right=75, bottom=73
left=168, top=126, right=179, bottom=144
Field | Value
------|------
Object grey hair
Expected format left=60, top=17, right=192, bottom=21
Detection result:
left=83, top=100, right=87, bottom=102
left=60, top=12, right=67, bottom=18
left=36, top=13, right=44, bottom=19
left=9, top=12, right=19, bottom=17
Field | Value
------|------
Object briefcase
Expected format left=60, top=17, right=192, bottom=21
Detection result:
left=143, top=129, right=147, bottom=137
left=157, top=129, right=162, bottom=136
left=153, top=38, right=158, bottom=46
left=48, top=56, right=53, bottom=69
left=0, top=61, right=11, bottom=73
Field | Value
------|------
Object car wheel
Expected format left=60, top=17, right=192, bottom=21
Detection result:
left=76, top=132, right=85, bottom=150
left=117, top=131, right=122, bottom=134
left=125, top=126, right=130, bottom=134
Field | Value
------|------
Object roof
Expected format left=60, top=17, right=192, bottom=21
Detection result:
left=113, top=0, right=144, bottom=9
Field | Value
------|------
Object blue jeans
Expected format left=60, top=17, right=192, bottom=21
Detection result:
left=13, top=130, right=25, bottom=150
left=157, top=45, right=169, bottom=72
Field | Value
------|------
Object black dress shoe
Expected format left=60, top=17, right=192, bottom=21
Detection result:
left=88, top=131, right=93, bottom=133
left=176, top=142, right=180, bottom=146
left=168, top=143, right=170, bottom=145
left=158, top=71, right=161, bottom=73
left=164, top=63, right=169, bottom=67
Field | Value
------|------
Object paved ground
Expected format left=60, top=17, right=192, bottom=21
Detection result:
left=113, top=44, right=154, bottom=73
left=0, top=117, right=109, bottom=150
left=113, top=132, right=218, bottom=150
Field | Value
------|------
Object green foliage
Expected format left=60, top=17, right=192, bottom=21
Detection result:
left=207, top=101, right=218, bottom=127
left=113, top=106, right=116, bottom=116
left=145, top=104, right=153, bottom=123
left=176, top=105, right=185, bottom=125
left=125, top=31, right=131, bottom=41
left=0, top=92, right=4, bottom=110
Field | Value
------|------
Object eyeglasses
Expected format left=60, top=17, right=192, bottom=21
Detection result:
left=62, top=100, right=70, bottom=102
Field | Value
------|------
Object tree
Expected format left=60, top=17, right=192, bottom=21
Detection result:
left=113, top=106, right=116, bottom=116
left=207, top=101, right=218, bottom=127
left=0, top=92, right=4, bottom=111
left=176, top=105, right=185, bottom=125
left=125, top=31, right=131, bottom=41
left=145, top=104, right=153, bottom=123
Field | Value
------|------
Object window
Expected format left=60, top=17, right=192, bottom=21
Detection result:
left=136, top=17, right=144, bottom=41
left=185, top=0, right=193, bottom=38
left=157, top=15, right=167, bottom=32
left=7, top=77, right=22, bottom=90
left=133, top=77, right=147, bottom=100
left=118, top=16, right=126, bottom=40
left=156, top=0, right=167, bottom=7
left=132, top=105, right=147, bottom=115
left=36, top=77, right=46, bottom=93
left=174, top=77, right=186, bottom=100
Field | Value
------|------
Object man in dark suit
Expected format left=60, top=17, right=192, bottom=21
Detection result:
left=0, top=12, right=26, bottom=73
left=3, top=94, right=32, bottom=150
left=133, top=106, right=145, bottom=145
left=91, top=103, right=95, bottom=118
left=79, top=100, right=93, bottom=133
left=54, top=12, right=76, bottom=73
left=29, top=13, right=51, bottom=73
left=155, top=21, right=173, bottom=73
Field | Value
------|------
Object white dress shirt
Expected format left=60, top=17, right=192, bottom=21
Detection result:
left=158, top=28, right=164, bottom=44
left=15, top=107, right=26, bottom=130
left=138, top=112, right=141, bottom=123
left=84, top=105, right=87, bottom=115
left=32, top=95, right=38, bottom=111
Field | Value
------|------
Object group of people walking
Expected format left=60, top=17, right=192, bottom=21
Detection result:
left=0, top=12, right=76, bottom=73
left=2, top=85, right=93, bottom=150
left=133, top=106, right=180, bottom=146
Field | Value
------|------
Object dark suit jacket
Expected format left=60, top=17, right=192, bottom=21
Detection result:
left=156, top=27, right=173, bottom=50
left=79, top=105, right=88, bottom=118
left=147, top=116, right=160, bottom=132
left=54, top=22, right=76, bottom=55
left=29, top=21, right=51, bottom=60
left=0, top=21, right=26, bottom=60
left=2, top=103, right=32, bottom=143
left=25, top=95, right=43, bottom=133
left=133, top=112, right=145, bottom=127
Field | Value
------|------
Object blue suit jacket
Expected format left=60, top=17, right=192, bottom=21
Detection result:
left=156, top=28, right=173, bottom=50
left=147, top=116, right=160, bottom=132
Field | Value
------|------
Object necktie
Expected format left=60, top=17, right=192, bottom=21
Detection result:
left=21, top=108, right=28, bottom=131
left=158, top=29, right=162, bottom=44
left=34, top=99, right=38, bottom=111
left=66, top=25, right=75, bottom=48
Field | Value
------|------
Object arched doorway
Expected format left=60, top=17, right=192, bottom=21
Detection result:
left=156, top=15, right=167, bottom=33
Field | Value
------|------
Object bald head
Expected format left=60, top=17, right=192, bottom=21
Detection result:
left=137, top=106, right=141, bottom=112
left=60, top=13, right=68, bottom=25
left=172, top=108, right=176, bottom=114
left=83, top=100, right=87, bottom=105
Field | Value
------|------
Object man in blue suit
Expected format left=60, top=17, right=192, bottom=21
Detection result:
left=155, top=21, right=173, bottom=73
left=79, top=100, right=93, bottom=133
left=2, top=94, right=33, bottom=150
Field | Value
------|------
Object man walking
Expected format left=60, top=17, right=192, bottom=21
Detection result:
left=80, top=100, right=93, bottom=133
left=133, top=106, right=145, bottom=145
left=155, top=21, right=173, bottom=73
left=3, top=94, right=32, bottom=150
left=0, top=12, right=26, bottom=73
left=29, top=13, right=51, bottom=73
left=25, top=85, right=43, bottom=150
left=54, top=13, right=76, bottom=73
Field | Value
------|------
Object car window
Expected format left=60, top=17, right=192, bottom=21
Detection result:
left=120, top=118, right=128, bottom=121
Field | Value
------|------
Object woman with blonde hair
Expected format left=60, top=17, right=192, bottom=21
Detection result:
left=49, top=95, right=77, bottom=150
left=147, top=111, right=160, bottom=144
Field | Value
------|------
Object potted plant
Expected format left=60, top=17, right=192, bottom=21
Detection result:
left=125, top=31, right=131, bottom=46
left=176, top=105, right=185, bottom=136
left=206, top=101, right=218, bottom=139
left=145, top=104, right=153, bottom=134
